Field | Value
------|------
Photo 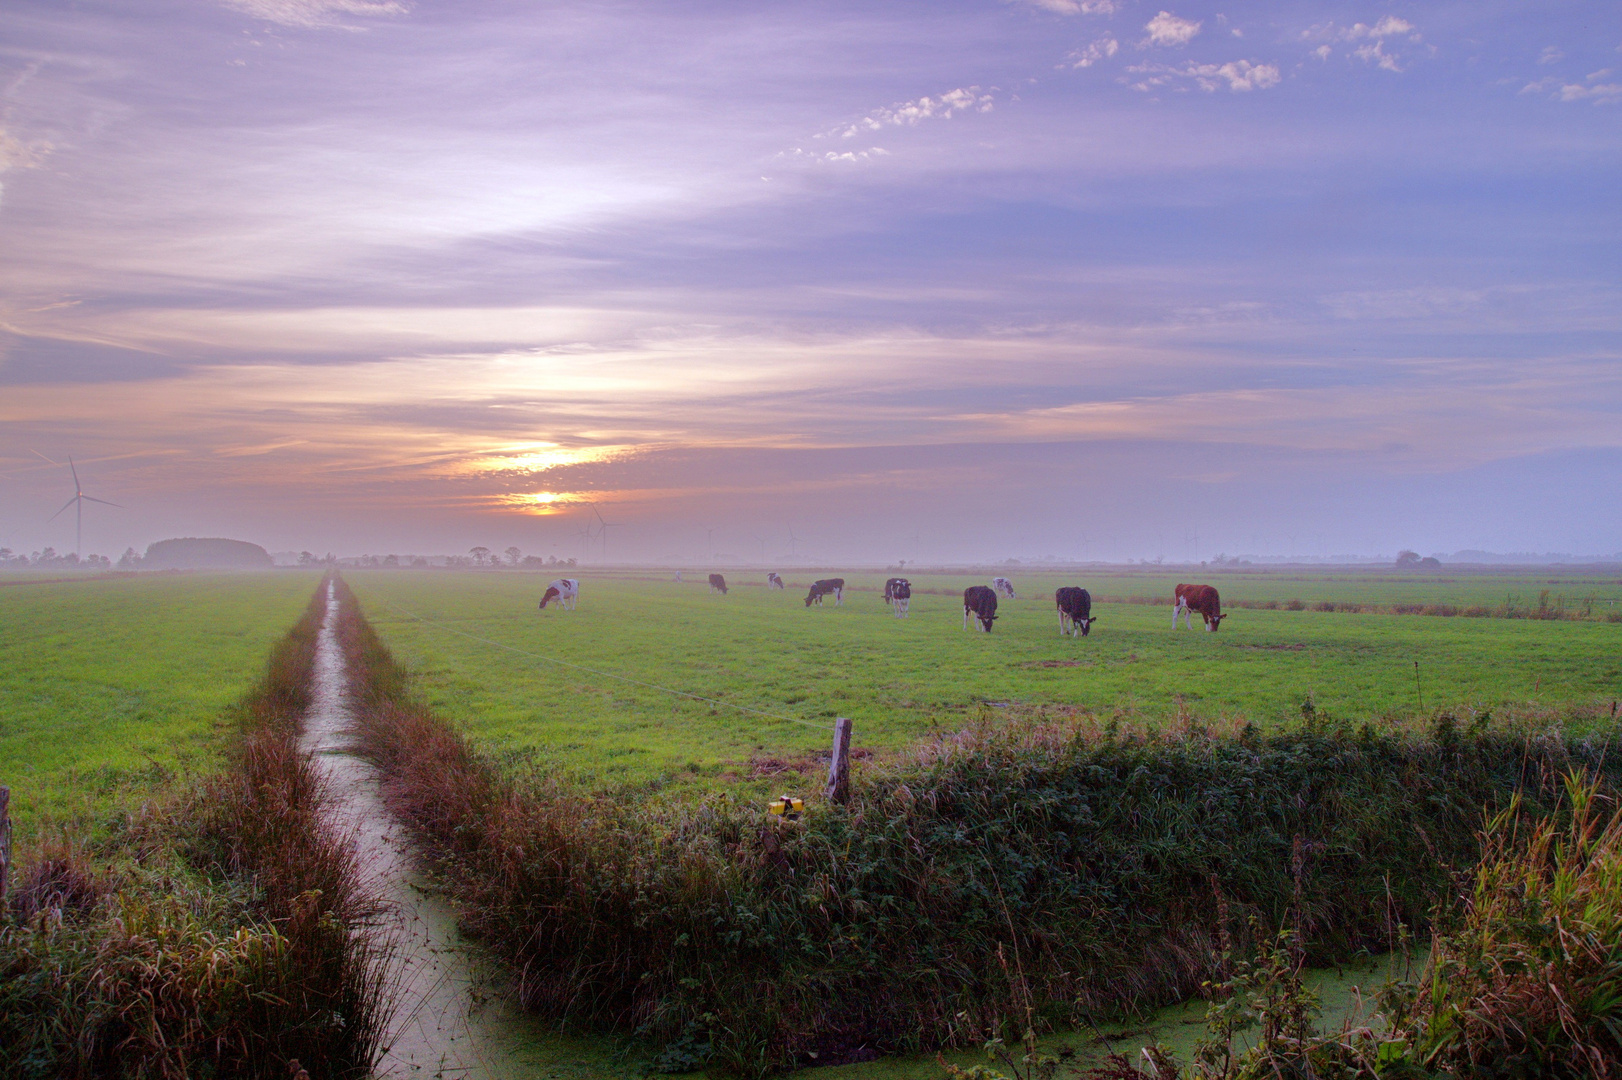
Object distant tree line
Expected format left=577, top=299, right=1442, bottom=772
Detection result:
left=0, top=547, right=113, bottom=569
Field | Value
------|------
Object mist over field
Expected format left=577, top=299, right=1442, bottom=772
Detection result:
left=1, top=0, right=1618, bottom=564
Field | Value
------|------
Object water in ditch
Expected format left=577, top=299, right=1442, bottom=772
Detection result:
left=302, top=581, right=621, bottom=1079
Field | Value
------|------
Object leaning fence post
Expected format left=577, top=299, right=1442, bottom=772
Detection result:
left=826, top=718, right=853, bottom=805
left=0, top=785, right=10, bottom=910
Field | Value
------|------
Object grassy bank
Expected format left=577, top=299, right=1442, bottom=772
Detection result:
left=332, top=574, right=1620, bottom=1077
left=0, top=576, right=391, bottom=1079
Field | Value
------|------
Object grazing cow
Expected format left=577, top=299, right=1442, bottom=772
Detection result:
left=1054, top=587, right=1096, bottom=637
left=992, top=577, right=1017, bottom=599
left=767, top=572, right=784, bottom=589
left=709, top=573, right=728, bottom=595
left=886, top=577, right=912, bottom=618
left=1173, top=583, right=1227, bottom=631
left=963, top=585, right=999, bottom=631
left=539, top=578, right=579, bottom=611
left=805, top=578, right=845, bottom=607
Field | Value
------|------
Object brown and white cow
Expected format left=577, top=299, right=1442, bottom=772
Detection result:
left=1054, top=586, right=1095, bottom=636
left=963, top=585, right=999, bottom=631
left=992, top=576, right=1017, bottom=599
left=805, top=578, right=844, bottom=606
left=539, top=578, right=579, bottom=610
left=885, top=577, right=912, bottom=618
left=709, top=573, right=728, bottom=595
left=1173, top=583, right=1226, bottom=631
left=767, top=572, right=784, bottom=589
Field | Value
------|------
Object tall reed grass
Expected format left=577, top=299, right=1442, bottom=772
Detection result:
left=0, top=575, right=392, bottom=1079
left=331, top=575, right=1621, bottom=1076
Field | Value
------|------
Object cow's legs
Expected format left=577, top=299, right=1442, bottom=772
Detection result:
left=1173, top=598, right=1186, bottom=628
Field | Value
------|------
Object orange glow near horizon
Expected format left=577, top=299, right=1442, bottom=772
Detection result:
left=502, top=491, right=573, bottom=514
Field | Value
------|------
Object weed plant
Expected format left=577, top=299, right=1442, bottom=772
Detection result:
left=1151, top=774, right=1622, bottom=1079
left=0, top=576, right=392, bottom=1079
left=333, top=575, right=1620, bottom=1077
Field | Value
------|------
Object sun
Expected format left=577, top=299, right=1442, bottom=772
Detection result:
left=503, top=491, right=571, bottom=515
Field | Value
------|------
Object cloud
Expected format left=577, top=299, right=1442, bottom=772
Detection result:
left=823, top=87, right=995, bottom=140
left=1065, top=37, right=1120, bottom=68
left=1559, top=82, right=1622, bottom=103
left=1143, top=11, right=1201, bottom=48
left=1016, top=0, right=1116, bottom=14
left=1127, top=59, right=1281, bottom=93
left=1354, top=40, right=1403, bottom=72
left=1539, top=46, right=1565, bottom=65
left=1302, top=16, right=1421, bottom=70
left=219, top=0, right=408, bottom=29
left=1521, top=73, right=1622, bottom=104
left=0, top=128, right=52, bottom=173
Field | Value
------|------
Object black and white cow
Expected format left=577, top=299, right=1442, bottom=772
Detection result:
left=992, top=576, right=1017, bottom=599
left=885, top=577, right=912, bottom=618
left=963, top=585, right=999, bottom=631
left=805, top=578, right=845, bottom=606
left=539, top=578, right=579, bottom=610
left=767, top=572, right=784, bottom=589
left=709, top=573, right=728, bottom=595
left=1054, top=586, right=1096, bottom=637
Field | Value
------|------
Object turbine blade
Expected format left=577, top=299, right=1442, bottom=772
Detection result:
left=80, top=495, right=122, bottom=508
left=48, top=495, right=79, bottom=521
left=69, top=456, right=80, bottom=489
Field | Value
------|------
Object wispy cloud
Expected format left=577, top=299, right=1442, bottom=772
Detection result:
left=220, top=0, right=408, bottom=29
left=826, top=87, right=996, bottom=139
left=1065, top=37, right=1119, bottom=68
left=1127, top=59, right=1281, bottom=92
left=1015, top=0, right=1116, bottom=15
left=1143, top=11, right=1201, bottom=48
left=1302, top=16, right=1423, bottom=71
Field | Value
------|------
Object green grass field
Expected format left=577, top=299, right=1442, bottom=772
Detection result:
left=0, top=571, right=323, bottom=842
left=345, top=569, right=1622, bottom=799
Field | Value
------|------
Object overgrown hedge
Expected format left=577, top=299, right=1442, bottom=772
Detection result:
left=0, top=576, right=390, bottom=1080
left=332, top=575, right=1620, bottom=1077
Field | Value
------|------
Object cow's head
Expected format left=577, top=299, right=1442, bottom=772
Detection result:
left=1205, top=612, right=1227, bottom=631
left=979, top=612, right=998, bottom=631
left=1077, top=616, right=1095, bottom=636
left=805, top=592, right=816, bottom=607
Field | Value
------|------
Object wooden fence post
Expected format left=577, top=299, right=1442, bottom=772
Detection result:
left=0, top=785, right=10, bottom=910
left=826, top=718, right=853, bottom=805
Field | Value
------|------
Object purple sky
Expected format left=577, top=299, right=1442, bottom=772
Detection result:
left=2, top=0, right=1619, bottom=563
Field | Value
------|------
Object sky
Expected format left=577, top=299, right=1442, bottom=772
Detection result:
left=1, top=0, right=1619, bottom=565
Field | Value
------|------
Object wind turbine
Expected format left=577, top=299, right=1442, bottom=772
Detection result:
left=590, top=502, right=624, bottom=561
left=750, top=533, right=769, bottom=562
left=785, top=523, right=800, bottom=559
left=576, top=518, right=599, bottom=563
left=46, top=456, right=121, bottom=559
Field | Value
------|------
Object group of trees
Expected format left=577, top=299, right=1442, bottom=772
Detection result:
left=466, top=547, right=574, bottom=569
left=1396, top=549, right=1443, bottom=569
left=0, top=548, right=114, bottom=570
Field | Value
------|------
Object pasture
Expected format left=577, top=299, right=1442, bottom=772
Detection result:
left=0, top=570, right=323, bottom=842
left=345, top=568, right=1622, bottom=798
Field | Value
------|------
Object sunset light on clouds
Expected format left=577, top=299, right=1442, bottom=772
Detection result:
left=1, top=0, right=1618, bottom=563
